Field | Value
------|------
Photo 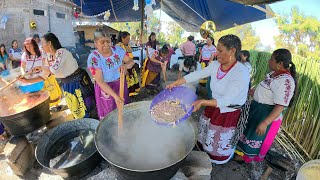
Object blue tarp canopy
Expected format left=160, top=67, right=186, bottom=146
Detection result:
left=73, top=0, right=273, bottom=31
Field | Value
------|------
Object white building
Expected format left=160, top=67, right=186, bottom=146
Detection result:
left=0, top=0, right=75, bottom=49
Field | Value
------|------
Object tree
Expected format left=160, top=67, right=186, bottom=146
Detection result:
left=274, top=7, right=320, bottom=58
left=166, top=22, right=185, bottom=47
left=213, top=24, right=261, bottom=50
left=109, top=16, right=162, bottom=44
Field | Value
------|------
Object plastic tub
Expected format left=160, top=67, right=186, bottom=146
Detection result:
left=150, top=86, right=197, bottom=126
left=19, top=81, right=44, bottom=93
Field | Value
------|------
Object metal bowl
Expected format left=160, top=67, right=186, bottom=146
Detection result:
left=0, top=91, right=50, bottom=136
left=95, top=101, right=196, bottom=180
left=35, top=118, right=102, bottom=178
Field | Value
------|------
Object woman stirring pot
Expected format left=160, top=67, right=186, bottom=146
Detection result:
left=87, top=28, right=135, bottom=120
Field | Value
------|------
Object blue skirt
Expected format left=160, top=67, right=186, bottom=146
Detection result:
left=61, top=69, right=96, bottom=119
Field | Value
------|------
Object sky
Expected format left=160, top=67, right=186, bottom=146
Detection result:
left=155, top=0, right=320, bottom=49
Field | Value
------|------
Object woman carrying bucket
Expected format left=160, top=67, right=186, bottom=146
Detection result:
left=87, top=28, right=135, bottom=120
left=167, top=35, right=250, bottom=164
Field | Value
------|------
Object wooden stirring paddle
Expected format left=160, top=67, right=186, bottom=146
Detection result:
left=118, top=66, right=125, bottom=131
left=0, top=71, right=32, bottom=93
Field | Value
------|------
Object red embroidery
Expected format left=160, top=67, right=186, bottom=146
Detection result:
left=113, top=54, right=121, bottom=64
left=90, top=67, right=96, bottom=75
left=284, top=79, right=291, bottom=104
left=216, top=61, right=237, bottom=80
left=154, top=50, right=159, bottom=56
left=93, top=50, right=101, bottom=58
left=91, top=57, right=98, bottom=66
left=106, top=57, right=114, bottom=68
left=52, top=50, right=63, bottom=70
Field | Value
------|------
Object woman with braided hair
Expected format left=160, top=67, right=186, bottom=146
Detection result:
left=236, top=48, right=297, bottom=163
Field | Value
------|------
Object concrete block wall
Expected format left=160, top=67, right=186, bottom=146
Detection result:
left=0, top=0, right=75, bottom=50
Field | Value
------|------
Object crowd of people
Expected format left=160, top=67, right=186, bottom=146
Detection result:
left=0, top=30, right=297, bottom=167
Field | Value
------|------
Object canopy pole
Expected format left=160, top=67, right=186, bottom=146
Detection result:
left=251, top=5, right=276, bottom=17
left=180, top=0, right=207, bottom=21
left=140, top=0, right=145, bottom=68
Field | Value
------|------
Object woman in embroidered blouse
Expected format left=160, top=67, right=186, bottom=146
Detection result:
left=199, top=36, right=217, bottom=65
left=117, top=31, right=140, bottom=97
left=240, top=50, right=252, bottom=74
left=40, top=33, right=96, bottom=119
left=199, top=37, right=217, bottom=85
left=141, top=46, right=168, bottom=92
left=8, top=40, right=23, bottom=69
left=0, top=44, right=8, bottom=72
left=20, top=38, right=43, bottom=75
left=236, top=49, right=296, bottom=163
left=167, top=35, right=250, bottom=164
left=19, top=38, right=62, bottom=107
left=145, top=32, right=160, bottom=57
left=87, top=28, right=135, bottom=120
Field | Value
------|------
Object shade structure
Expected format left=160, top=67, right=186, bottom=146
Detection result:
left=73, top=0, right=276, bottom=31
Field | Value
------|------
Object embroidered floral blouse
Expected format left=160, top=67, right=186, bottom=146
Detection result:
left=253, top=71, right=295, bottom=107
left=44, top=48, right=79, bottom=78
left=87, top=46, right=126, bottom=82
left=201, top=45, right=216, bottom=60
left=21, top=52, right=44, bottom=73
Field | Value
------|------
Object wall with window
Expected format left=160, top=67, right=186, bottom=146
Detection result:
left=0, top=0, right=75, bottom=49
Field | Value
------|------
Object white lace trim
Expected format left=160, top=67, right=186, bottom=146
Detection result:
left=198, top=115, right=236, bottom=158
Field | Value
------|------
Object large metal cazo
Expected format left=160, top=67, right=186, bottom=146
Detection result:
left=95, top=101, right=197, bottom=180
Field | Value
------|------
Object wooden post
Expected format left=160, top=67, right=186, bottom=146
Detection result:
left=140, top=0, right=145, bottom=68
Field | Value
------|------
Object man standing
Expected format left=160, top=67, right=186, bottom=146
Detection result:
left=179, top=36, right=196, bottom=59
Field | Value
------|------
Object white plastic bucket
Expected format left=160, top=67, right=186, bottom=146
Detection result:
left=296, top=160, right=320, bottom=180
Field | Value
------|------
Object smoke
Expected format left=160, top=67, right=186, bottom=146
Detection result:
left=96, top=107, right=195, bottom=171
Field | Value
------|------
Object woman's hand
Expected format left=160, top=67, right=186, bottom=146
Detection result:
left=192, top=100, right=204, bottom=112
left=249, top=88, right=255, bottom=96
left=119, top=65, right=127, bottom=75
left=166, top=81, right=178, bottom=90
left=166, top=78, right=187, bottom=90
left=32, top=66, right=42, bottom=73
left=256, top=122, right=268, bottom=136
left=19, top=77, right=29, bottom=83
left=114, top=95, right=124, bottom=109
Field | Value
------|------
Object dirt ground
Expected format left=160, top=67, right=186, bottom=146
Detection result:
left=0, top=69, right=301, bottom=180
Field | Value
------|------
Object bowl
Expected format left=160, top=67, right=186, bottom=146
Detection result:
left=296, top=159, right=320, bottom=180
left=35, top=118, right=102, bottom=178
left=150, top=86, right=197, bottom=126
left=19, top=81, right=44, bottom=93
